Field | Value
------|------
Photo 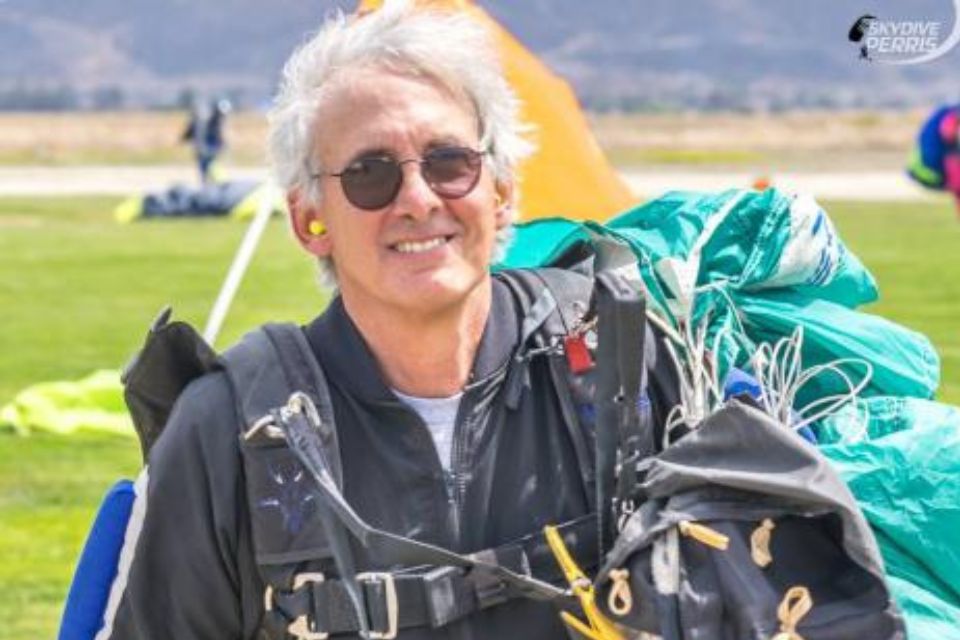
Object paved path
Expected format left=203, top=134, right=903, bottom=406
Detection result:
left=0, top=165, right=938, bottom=201
left=621, top=169, right=936, bottom=202
left=0, top=166, right=268, bottom=196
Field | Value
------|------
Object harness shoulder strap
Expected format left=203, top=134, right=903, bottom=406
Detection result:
left=496, top=267, right=593, bottom=337
left=222, top=322, right=342, bottom=486
left=221, top=322, right=363, bottom=639
left=496, top=268, right=598, bottom=507
left=497, top=263, right=655, bottom=561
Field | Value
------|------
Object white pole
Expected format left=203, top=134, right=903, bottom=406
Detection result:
left=203, top=182, right=278, bottom=345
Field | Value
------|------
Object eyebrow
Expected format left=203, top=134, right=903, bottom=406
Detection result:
left=346, top=146, right=392, bottom=163
left=344, top=136, right=473, bottom=166
left=424, top=135, right=468, bottom=150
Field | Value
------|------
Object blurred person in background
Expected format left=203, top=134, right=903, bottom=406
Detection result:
left=181, top=97, right=231, bottom=184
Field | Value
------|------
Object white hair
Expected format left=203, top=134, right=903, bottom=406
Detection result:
left=267, top=0, right=534, bottom=286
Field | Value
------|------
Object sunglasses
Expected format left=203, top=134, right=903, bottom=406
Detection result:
left=314, top=146, right=485, bottom=211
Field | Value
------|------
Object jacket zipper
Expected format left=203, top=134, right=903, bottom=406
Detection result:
left=447, top=389, right=471, bottom=546
left=447, top=365, right=510, bottom=549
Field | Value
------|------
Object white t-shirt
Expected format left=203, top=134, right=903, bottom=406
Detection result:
left=392, top=389, right=462, bottom=472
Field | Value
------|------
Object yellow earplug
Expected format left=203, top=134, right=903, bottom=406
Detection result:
left=308, top=220, right=325, bottom=236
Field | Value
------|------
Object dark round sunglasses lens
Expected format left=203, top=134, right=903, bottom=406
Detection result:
left=424, top=148, right=481, bottom=198
left=342, top=157, right=402, bottom=210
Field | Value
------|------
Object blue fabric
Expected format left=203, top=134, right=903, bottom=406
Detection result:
left=722, top=367, right=817, bottom=443
left=722, top=367, right=763, bottom=400
left=909, top=105, right=954, bottom=188
left=59, top=480, right=135, bottom=640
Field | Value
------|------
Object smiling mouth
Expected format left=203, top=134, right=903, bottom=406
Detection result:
left=391, top=235, right=454, bottom=254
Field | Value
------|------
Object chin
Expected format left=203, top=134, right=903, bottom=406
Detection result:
left=387, top=268, right=487, bottom=311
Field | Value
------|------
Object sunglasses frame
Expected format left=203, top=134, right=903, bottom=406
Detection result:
left=311, top=146, right=486, bottom=211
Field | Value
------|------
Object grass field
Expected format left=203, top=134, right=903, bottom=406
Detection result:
left=0, top=196, right=324, bottom=638
left=1, top=194, right=958, bottom=638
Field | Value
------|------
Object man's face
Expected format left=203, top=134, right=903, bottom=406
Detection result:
left=293, top=69, right=509, bottom=318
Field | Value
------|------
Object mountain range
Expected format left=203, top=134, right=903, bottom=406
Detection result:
left=1, top=0, right=958, bottom=110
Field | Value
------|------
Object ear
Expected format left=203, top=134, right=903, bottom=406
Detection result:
left=288, top=189, right=333, bottom=258
left=493, top=179, right=516, bottom=229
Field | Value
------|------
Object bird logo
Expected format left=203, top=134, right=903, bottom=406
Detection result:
left=848, top=14, right=878, bottom=60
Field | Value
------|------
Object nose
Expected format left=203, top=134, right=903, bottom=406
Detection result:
left=390, top=160, right=443, bottom=221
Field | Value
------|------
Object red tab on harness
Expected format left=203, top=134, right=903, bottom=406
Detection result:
left=564, top=334, right=594, bottom=374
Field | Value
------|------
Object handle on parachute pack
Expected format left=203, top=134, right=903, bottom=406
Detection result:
left=593, top=271, right=648, bottom=559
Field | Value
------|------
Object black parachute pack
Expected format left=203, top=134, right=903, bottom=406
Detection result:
left=575, top=257, right=908, bottom=638
left=591, top=398, right=908, bottom=640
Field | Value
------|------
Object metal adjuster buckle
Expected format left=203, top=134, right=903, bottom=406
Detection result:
left=264, top=572, right=328, bottom=639
left=289, top=573, right=328, bottom=639
left=243, top=413, right=285, bottom=441
left=357, top=572, right=399, bottom=640
left=244, top=391, right=322, bottom=441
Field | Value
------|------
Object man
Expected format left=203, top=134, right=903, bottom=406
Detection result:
left=181, top=98, right=230, bottom=184
left=99, top=3, right=672, bottom=638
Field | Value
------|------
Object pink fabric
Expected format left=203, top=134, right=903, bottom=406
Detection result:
left=945, top=155, right=960, bottom=215
left=940, top=110, right=960, bottom=145
left=945, top=154, right=960, bottom=195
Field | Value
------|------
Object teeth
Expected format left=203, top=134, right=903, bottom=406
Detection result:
left=394, top=236, right=447, bottom=254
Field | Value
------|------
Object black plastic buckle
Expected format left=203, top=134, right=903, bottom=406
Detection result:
left=421, top=566, right=468, bottom=628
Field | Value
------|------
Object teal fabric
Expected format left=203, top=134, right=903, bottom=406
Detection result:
left=603, top=189, right=877, bottom=306
left=886, top=576, right=960, bottom=639
left=821, top=397, right=960, bottom=637
left=736, top=292, right=939, bottom=404
left=501, top=188, right=938, bottom=400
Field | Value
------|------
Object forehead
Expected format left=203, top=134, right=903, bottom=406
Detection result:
left=314, top=68, right=479, bottom=165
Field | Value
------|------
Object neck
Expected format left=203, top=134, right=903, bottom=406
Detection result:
left=340, top=280, right=492, bottom=397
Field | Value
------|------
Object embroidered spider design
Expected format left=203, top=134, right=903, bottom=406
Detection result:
left=257, top=462, right=316, bottom=534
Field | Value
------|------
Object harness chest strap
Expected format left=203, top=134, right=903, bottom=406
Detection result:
left=257, top=394, right=601, bottom=638
left=263, top=514, right=598, bottom=639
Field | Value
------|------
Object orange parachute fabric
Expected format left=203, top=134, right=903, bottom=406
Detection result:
left=357, top=0, right=635, bottom=222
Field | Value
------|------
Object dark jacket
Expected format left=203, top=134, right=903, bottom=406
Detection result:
left=105, top=271, right=676, bottom=639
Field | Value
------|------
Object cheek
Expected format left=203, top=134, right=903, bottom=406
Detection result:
left=330, top=214, right=383, bottom=262
left=463, top=208, right=501, bottom=262
left=460, top=182, right=501, bottom=236
left=455, top=201, right=494, bottom=240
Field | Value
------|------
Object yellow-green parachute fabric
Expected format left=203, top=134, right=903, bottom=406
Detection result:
left=0, top=370, right=131, bottom=437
